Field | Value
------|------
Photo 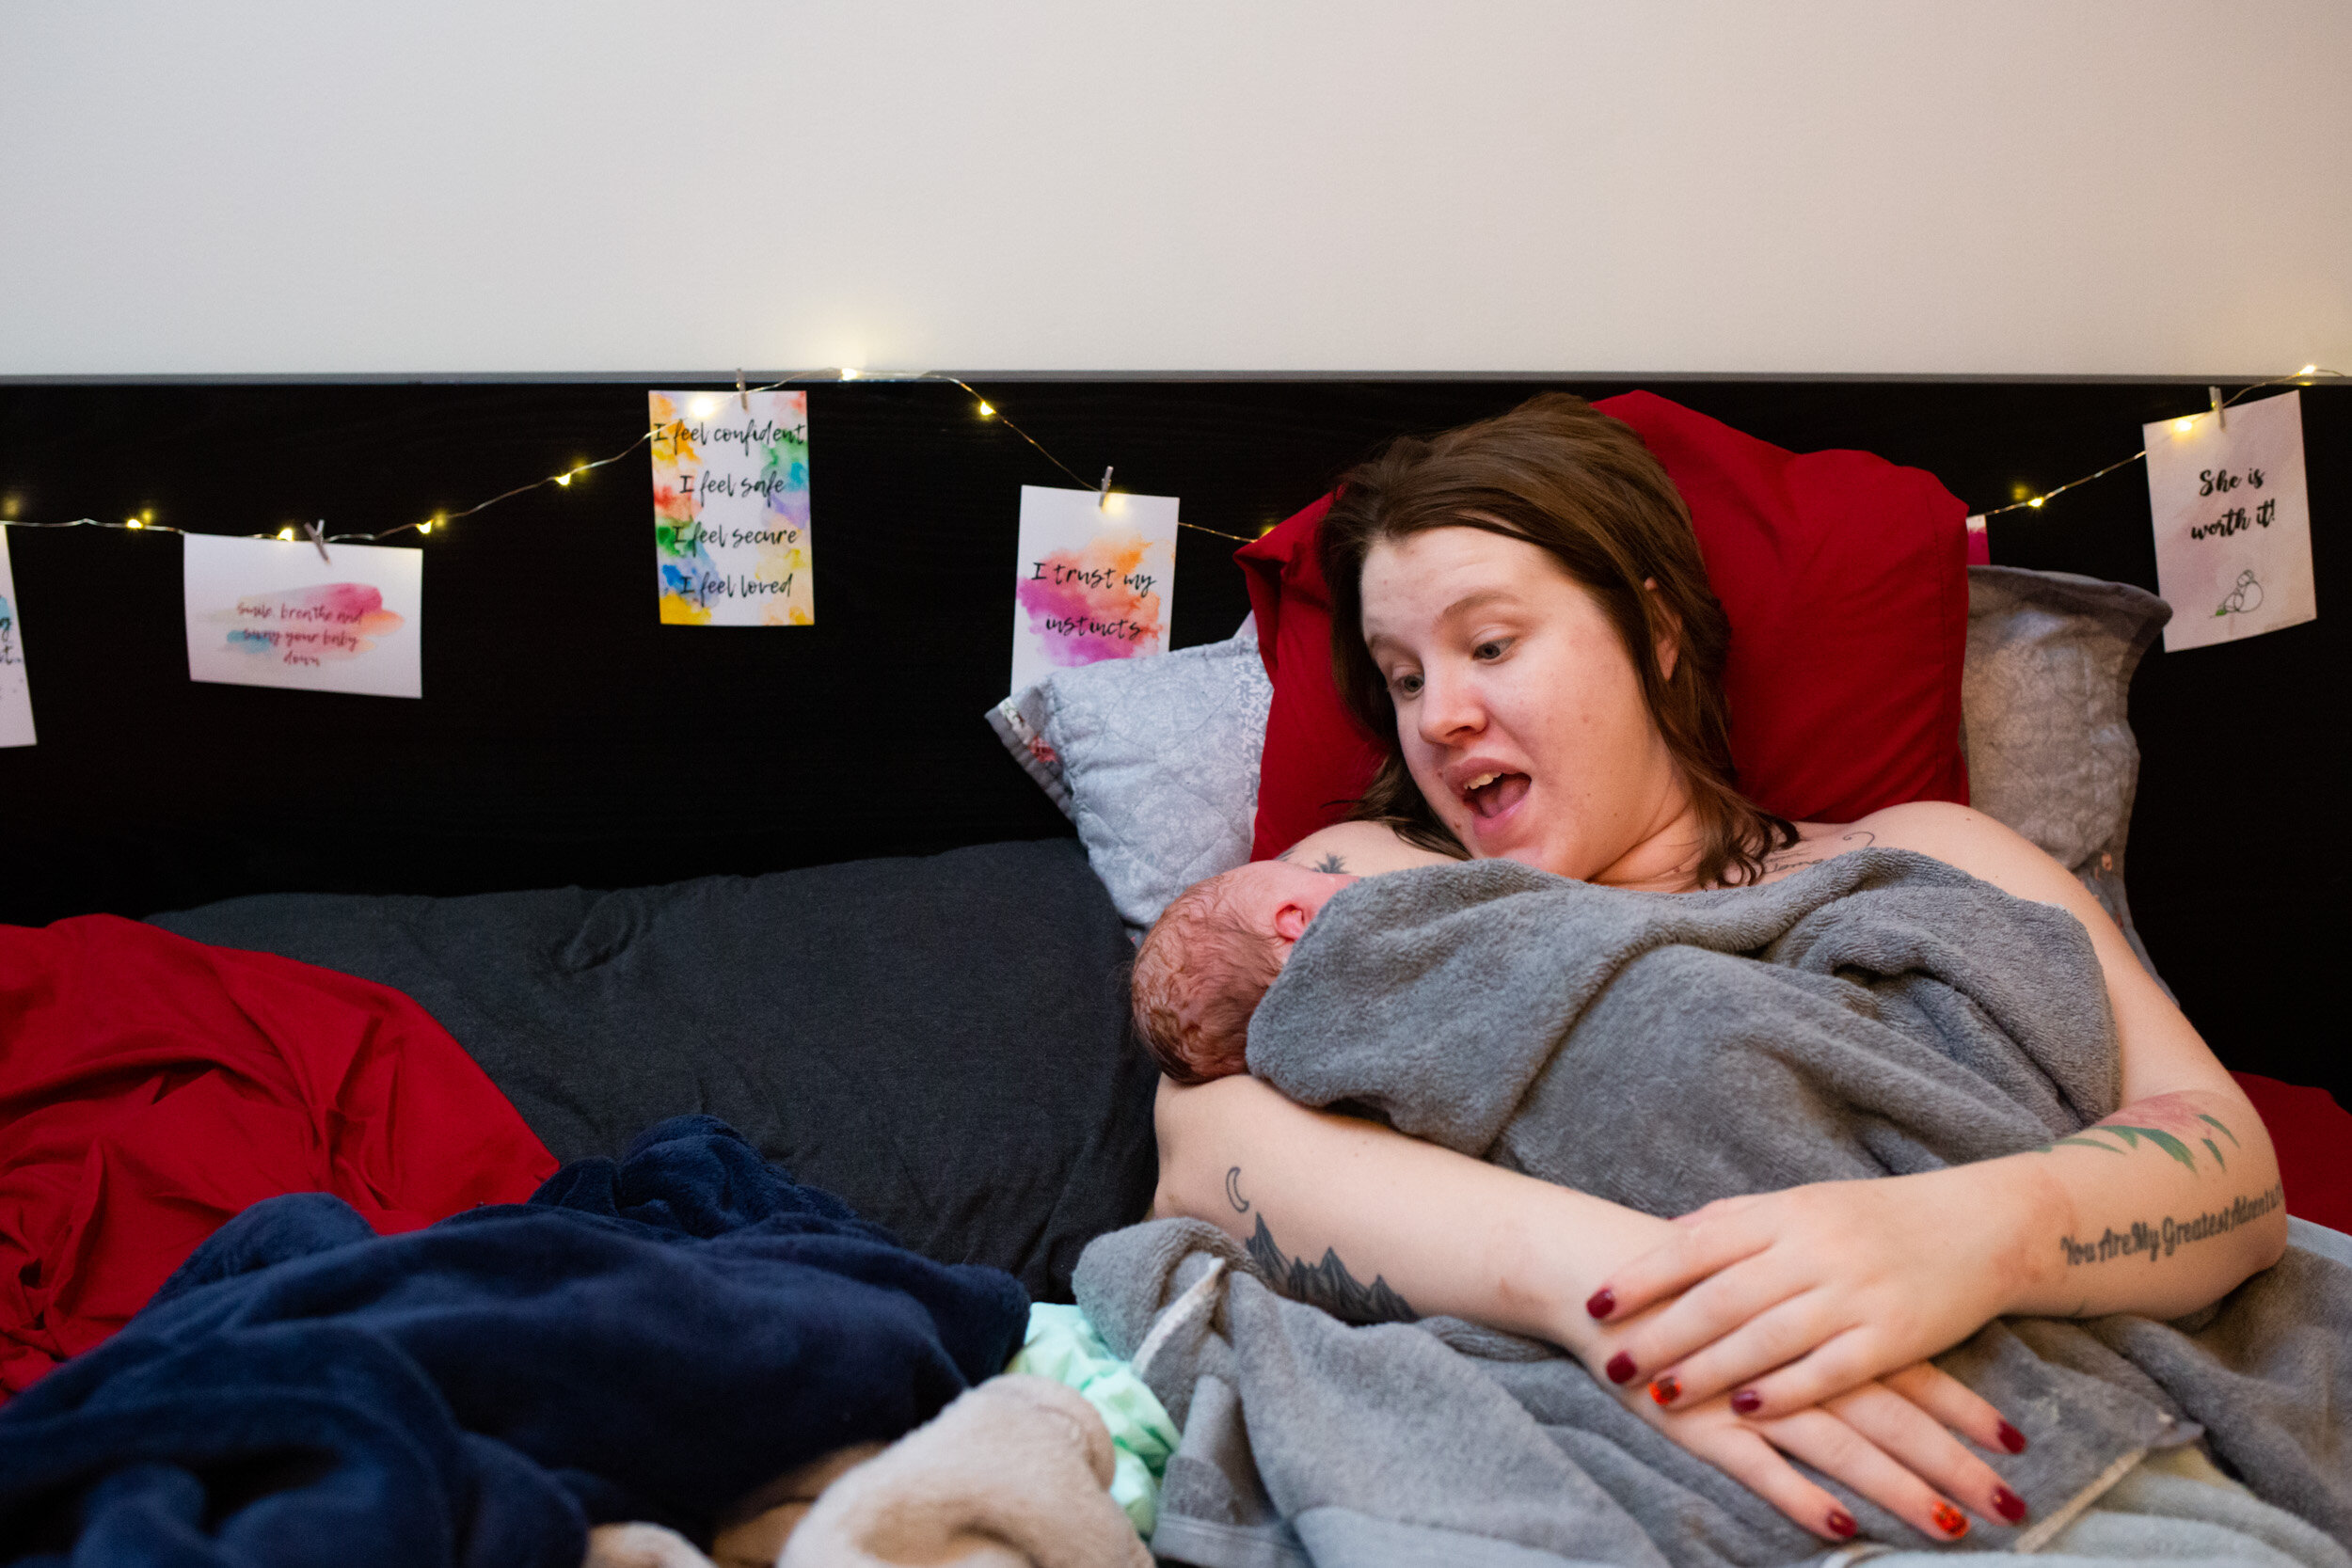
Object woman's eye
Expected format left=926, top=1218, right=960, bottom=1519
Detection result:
left=1391, top=672, right=1423, bottom=698
left=1472, top=638, right=1512, bottom=661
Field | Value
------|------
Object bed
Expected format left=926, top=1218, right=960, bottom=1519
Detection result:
left=2, top=384, right=2347, bottom=1565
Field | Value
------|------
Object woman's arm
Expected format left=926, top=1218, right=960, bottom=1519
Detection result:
left=1156, top=1073, right=2027, bottom=1542
left=1591, top=804, right=2289, bottom=1416
left=1154, top=1071, right=1657, bottom=1337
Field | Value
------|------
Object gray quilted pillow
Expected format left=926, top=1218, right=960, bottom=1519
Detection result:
left=1962, top=564, right=2172, bottom=984
left=988, top=620, right=1270, bottom=929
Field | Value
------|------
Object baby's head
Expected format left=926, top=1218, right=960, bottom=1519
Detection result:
left=1131, top=860, right=1359, bottom=1084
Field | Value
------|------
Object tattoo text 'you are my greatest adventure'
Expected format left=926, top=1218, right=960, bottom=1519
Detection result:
left=2059, top=1183, right=2283, bottom=1267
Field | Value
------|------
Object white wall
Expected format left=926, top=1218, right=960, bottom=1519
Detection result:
left=2, top=1, right=2345, bottom=377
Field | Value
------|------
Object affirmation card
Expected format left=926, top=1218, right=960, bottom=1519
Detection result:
left=1009, top=483, right=1178, bottom=696
left=0, top=527, right=34, bottom=746
left=2144, top=389, right=2315, bottom=653
left=183, top=533, right=423, bottom=699
left=651, top=389, right=813, bottom=625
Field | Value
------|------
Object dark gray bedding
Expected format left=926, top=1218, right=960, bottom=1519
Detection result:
left=1078, top=851, right=2352, bottom=1564
left=151, top=837, right=1155, bottom=1302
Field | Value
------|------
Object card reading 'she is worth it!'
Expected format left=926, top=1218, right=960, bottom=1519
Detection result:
left=2144, top=389, right=2315, bottom=653
left=183, top=533, right=423, bottom=699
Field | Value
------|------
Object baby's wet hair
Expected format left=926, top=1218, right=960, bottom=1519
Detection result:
left=1131, top=870, right=1284, bottom=1084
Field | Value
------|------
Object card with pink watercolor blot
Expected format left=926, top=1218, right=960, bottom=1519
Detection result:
left=183, top=533, right=423, bottom=699
left=1009, top=483, right=1179, bottom=696
left=0, top=526, right=35, bottom=746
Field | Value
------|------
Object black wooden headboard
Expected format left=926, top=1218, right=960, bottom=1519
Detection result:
left=1, top=378, right=2340, bottom=1099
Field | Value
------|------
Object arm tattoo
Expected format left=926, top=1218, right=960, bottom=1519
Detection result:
left=2057, top=1183, right=2282, bottom=1270
left=2031, top=1097, right=2243, bottom=1177
left=1244, top=1212, right=1416, bottom=1324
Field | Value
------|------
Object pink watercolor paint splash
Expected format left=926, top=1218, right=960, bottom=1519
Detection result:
left=223, top=583, right=405, bottom=665
left=1016, top=536, right=1164, bottom=668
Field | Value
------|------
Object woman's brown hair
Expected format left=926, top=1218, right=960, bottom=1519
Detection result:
left=1319, top=391, right=1794, bottom=890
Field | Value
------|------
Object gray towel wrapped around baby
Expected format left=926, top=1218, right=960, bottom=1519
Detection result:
left=1076, top=850, right=2352, bottom=1566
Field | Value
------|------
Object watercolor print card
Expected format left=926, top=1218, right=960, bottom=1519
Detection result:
left=651, top=389, right=813, bottom=626
left=1009, top=484, right=1179, bottom=695
left=183, top=534, right=423, bottom=699
left=0, top=526, right=34, bottom=746
left=2144, top=389, right=2315, bottom=653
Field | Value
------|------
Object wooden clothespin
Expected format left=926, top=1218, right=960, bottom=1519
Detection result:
left=739, top=370, right=751, bottom=415
left=1097, top=466, right=1116, bottom=512
left=303, top=520, right=332, bottom=565
left=2209, top=386, right=2226, bottom=433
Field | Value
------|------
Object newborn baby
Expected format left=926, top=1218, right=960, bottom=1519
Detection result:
left=1130, top=861, right=1358, bottom=1084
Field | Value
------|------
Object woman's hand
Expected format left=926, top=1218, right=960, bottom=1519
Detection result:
left=1625, top=1361, right=2027, bottom=1544
left=1585, top=1167, right=2030, bottom=1418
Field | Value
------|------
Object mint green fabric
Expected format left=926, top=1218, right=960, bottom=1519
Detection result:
left=1008, top=1302, right=1179, bottom=1536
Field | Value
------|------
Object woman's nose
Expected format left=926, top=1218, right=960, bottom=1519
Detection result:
left=1414, top=666, right=1484, bottom=745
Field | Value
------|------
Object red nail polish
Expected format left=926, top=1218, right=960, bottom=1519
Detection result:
left=1993, top=1485, right=2026, bottom=1524
left=1585, top=1287, right=1614, bottom=1319
left=1997, top=1420, right=2028, bottom=1454
left=1932, top=1500, right=1967, bottom=1537
left=1826, top=1509, right=1857, bottom=1539
left=1647, top=1374, right=1679, bottom=1405
left=1730, top=1388, right=1761, bottom=1415
left=1604, top=1352, right=1636, bottom=1385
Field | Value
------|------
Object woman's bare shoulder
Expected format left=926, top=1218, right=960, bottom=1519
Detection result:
left=1278, top=819, right=1460, bottom=877
left=1756, top=801, right=2026, bottom=884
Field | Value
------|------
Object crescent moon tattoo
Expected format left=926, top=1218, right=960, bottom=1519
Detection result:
left=1226, top=1165, right=1250, bottom=1214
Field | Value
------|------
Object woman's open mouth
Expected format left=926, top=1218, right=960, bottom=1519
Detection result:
left=1460, top=770, right=1532, bottom=821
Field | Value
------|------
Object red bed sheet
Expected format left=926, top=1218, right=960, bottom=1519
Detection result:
left=0, top=914, right=556, bottom=1401
left=2233, top=1071, right=2352, bottom=1238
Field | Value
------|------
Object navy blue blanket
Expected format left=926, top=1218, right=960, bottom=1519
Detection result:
left=0, top=1117, right=1028, bottom=1566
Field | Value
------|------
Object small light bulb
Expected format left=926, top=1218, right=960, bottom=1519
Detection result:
left=977, top=401, right=994, bottom=417
left=688, top=395, right=720, bottom=420
left=126, top=517, right=144, bottom=529
left=2027, top=496, right=2045, bottom=509
left=2300, top=364, right=2318, bottom=376
left=278, top=527, right=295, bottom=541
left=419, top=520, right=434, bottom=535
left=839, top=367, right=861, bottom=381
left=2173, top=417, right=2195, bottom=434
left=556, top=471, right=573, bottom=487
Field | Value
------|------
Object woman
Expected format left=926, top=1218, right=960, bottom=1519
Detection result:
left=1152, top=394, right=2286, bottom=1544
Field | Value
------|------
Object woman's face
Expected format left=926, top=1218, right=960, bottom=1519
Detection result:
left=1359, top=526, right=1686, bottom=882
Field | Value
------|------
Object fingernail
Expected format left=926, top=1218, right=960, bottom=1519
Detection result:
left=1729, top=1387, right=1761, bottom=1415
left=1585, top=1287, right=1614, bottom=1319
left=1997, top=1420, right=2028, bottom=1454
left=1826, top=1509, right=1857, bottom=1540
left=1647, top=1375, right=1679, bottom=1405
left=1993, top=1485, right=2026, bottom=1524
left=1932, top=1500, right=1967, bottom=1538
left=1604, top=1352, right=1636, bottom=1385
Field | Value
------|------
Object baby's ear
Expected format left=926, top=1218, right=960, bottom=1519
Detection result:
left=1271, top=901, right=1316, bottom=942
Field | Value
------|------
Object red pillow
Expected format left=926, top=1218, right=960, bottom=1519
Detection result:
left=1238, top=391, right=1970, bottom=860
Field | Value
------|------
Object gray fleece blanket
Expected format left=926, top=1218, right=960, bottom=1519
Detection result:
left=1076, top=851, right=2352, bottom=1567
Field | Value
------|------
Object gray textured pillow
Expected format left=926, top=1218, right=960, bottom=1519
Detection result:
left=1962, top=564, right=2172, bottom=984
left=987, top=619, right=1270, bottom=928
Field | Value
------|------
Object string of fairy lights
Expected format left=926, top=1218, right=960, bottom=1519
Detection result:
left=1, top=364, right=2342, bottom=550
left=1975, top=364, right=2341, bottom=520
left=0, top=369, right=1264, bottom=550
